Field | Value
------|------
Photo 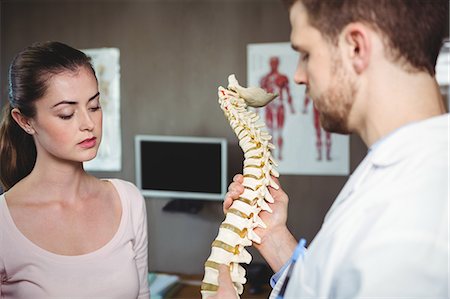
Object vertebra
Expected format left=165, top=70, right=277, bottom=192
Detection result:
left=201, top=74, right=279, bottom=298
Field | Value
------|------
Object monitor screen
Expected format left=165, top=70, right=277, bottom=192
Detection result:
left=135, top=135, right=227, bottom=200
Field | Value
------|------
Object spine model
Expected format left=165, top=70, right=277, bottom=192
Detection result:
left=201, top=74, right=280, bottom=298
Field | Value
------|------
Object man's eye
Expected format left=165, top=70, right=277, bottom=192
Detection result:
left=301, top=53, right=309, bottom=61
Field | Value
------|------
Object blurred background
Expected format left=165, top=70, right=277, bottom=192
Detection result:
left=1, top=0, right=448, bottom=282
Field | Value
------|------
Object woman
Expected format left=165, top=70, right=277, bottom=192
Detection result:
left=0, top=41, right=149, bottom=299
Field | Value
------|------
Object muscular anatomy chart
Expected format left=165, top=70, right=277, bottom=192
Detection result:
left=303, top=96, right=332, bottom=161
left=248, top=42, right=349, bottom=175
left=260, top=57, right=296, bottom=160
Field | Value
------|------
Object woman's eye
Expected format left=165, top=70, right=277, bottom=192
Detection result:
left=90, top=106, right=101, bottom=112
left=59, top=114, right=74, bottom=120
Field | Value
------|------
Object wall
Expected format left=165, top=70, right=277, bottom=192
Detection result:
left=0, top=0, right=367, bottom=274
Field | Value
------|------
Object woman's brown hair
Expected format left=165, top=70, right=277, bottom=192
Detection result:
left=0, top=41, right=95, bottom=191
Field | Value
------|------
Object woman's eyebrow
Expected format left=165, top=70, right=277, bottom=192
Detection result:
left=52, top=91, right=100, bottom=108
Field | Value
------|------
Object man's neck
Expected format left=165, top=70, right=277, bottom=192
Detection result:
left=355, top=66, right=446, bottom=147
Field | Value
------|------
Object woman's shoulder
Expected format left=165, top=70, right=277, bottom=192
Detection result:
left=106, top=179, right=146, bottom=229
left=107, top=178, right=139, bottom=193
left=106, top=179, right=144, bottom=206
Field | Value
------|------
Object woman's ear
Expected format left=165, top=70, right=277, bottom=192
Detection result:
left=341, top=22, right=371, bottom=74
left=11, top=108, right=35, bottom=134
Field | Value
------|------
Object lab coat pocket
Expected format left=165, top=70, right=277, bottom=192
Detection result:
left=284, top=258, right=317, bottom=298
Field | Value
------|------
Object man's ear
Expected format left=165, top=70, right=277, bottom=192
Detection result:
left=11, top=108, right=35, bottom=134
left=341, top=23, right=371, bottom=74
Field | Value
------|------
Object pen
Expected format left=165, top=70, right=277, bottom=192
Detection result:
left=276, top=238, right=307, bottom=299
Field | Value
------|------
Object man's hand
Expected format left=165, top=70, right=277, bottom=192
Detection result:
left=209, top=265, right=238, bottom=299
left=224, top=174, right=290, bottom=239
left=224, top=174, right=297, bottom=272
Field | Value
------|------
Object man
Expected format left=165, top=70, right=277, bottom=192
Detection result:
left=212, top=0, right=449, bottom=298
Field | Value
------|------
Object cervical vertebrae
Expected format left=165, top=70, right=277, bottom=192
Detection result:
left=201, top=75, right=279, bottom=298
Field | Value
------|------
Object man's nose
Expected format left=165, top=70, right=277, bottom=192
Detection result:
left=294, top=64, right=308, bottom=85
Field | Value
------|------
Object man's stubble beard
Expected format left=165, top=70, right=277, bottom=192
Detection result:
left=315, top=55, right=357, bottom=135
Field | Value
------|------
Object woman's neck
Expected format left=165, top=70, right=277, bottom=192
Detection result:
left=14, top=158, right=98, bottom=204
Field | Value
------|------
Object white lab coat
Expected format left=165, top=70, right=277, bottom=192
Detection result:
left=271, top=114, right=449, bottom=299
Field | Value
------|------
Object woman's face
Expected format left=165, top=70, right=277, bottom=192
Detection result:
left=29, top=66, right=102, bottom=164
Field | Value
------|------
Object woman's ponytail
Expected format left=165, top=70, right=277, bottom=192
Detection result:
left=0, top=102, right=36, bottom=191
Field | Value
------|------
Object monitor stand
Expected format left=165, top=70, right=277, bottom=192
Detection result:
left=162, top=199, right=204, bottom=214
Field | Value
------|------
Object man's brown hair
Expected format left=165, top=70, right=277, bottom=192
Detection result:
left=283, top=0, right=449, bottom=75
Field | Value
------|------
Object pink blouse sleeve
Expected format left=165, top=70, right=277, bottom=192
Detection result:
left=0, top=264, right=4, bottom=296
left=130, top=183, right=150, bottom=299
left=0, top=238, right=5, bottom=296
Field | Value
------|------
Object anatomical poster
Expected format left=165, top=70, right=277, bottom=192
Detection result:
left=247, top=42, right=349, bottom=175
left=436, top=41, right=450, bottom=109
left=82, top=47, right=122, bottom=171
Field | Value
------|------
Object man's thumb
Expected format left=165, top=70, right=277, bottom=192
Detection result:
left=217, top=264, right=232, bottom=285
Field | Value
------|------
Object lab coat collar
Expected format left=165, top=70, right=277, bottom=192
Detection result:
left=325, top=113, right=448, bottom=220
left=369, top=114, right=449, bottom=167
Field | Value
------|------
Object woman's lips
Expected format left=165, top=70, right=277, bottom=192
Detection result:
left=78, top=137, right=96, bottom=149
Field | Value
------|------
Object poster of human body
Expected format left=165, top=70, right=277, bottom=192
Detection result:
left=436, top=41, right=450, bottom=109
left=247, top=42, right=349, bottom=175
left=82, top=48, right=122, bottom=171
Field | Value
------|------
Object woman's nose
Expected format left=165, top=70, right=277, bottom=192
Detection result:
left=79, top=110, right=94, bottom=131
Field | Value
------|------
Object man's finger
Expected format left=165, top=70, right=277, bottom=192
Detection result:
left=228, top=182, right=244, bottom=195
left=271, top=175, right=281, bottom=187
left=217, top=264, right=233, bottom=286
left=233, top=174, right=244, bottom=183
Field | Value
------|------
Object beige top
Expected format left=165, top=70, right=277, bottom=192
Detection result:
left=0, top=179, right=150, bottom=299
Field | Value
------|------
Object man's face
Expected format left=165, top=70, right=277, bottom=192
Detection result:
left=290, top=1, right=357, bottom=134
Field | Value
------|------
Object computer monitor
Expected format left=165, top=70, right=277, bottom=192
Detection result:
left=135, top=135, right=227, bottom=200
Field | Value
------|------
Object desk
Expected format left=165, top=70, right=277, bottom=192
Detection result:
left=167, top=274, right=271, bottom=299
